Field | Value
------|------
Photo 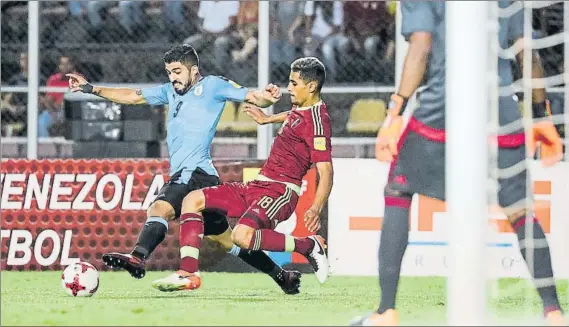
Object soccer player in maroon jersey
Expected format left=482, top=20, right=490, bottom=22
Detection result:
left=151, top=57, right=333, bottom=292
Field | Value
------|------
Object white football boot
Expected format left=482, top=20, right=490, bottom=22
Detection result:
left=306, top=235, right=329, bottom=284
left=151, top=270, right=201, bottom=292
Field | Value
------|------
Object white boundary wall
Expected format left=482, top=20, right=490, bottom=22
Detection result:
left=328, top=159, right=569, bottom=278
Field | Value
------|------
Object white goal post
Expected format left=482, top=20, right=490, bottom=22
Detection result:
left=446, top=2, right=489, bottom=325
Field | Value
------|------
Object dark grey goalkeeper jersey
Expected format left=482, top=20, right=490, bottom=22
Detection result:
left=401, top=0, right=524, bottom=133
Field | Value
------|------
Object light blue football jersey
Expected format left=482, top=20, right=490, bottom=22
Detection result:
left=141, top=76, right=247, bottom=183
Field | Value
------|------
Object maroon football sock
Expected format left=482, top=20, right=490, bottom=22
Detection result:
left=248, top=229, right=315, bottom=256
left=248, top=229, right=285, bottom=252
left=179, top=213, right=204, bottom=273
left=293, top=238, right=315, bottom=256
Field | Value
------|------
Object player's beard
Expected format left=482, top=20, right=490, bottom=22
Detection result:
left=173, top=81, right=190, bottom=95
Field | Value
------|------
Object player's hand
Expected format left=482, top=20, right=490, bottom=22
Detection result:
left=66, top=73, right=91, bottom=93
left=242, top=104, right=270, bottom=125
left=263, top=83, right=281, bottom=104
left=304, top=206, right=321, bottom=233
left=376, top=94, right=407, bottom=162
left=528, top=119, right=563, bottom=167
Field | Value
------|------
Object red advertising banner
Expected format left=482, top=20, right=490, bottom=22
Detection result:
left=0, top=159, right=317, bottom=271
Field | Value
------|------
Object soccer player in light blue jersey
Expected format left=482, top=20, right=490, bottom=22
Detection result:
left=67, top=44, right=302, bottom=295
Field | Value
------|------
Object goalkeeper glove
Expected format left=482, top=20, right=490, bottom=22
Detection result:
left=376, top=94, right=408, bottom=162
left=527, top=100, right=563, bottom=166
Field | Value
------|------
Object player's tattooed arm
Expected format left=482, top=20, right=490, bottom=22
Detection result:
left=245, top=83, right=282, bottom=108
left=89, top=86, right=147, bottom=105
left=67, top=73, right=147, bottom=105
left=242, top=105, right=289, bottom=125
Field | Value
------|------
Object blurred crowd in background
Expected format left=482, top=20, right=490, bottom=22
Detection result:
left=0, top=1, right=565, bottom=143
left=1, top=1, right=396, bottom=85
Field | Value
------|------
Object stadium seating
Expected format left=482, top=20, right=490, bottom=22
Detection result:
left=346, top=99, right=386, bottom=134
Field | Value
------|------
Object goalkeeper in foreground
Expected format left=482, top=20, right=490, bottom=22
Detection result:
left=68, top=44, right=302, bottom=295
left=352, top=1, right=565, bottom=326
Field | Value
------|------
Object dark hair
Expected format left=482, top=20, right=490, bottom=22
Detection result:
left=163, top=44, right=199, bottom=68
left=290, top=57, right=326, bottom=92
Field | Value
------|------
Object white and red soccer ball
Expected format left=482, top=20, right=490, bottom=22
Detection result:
left=61, top=262, right=99, bottom=297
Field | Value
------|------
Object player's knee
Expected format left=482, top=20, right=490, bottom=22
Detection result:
left=147, top=200, right=176, bottom=221
left=231, top=225, right=254, bottom=249
left=181, top=190, right=205, bottom=214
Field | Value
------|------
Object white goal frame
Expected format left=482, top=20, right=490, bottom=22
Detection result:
left=446, top=2, right=489, bottom=325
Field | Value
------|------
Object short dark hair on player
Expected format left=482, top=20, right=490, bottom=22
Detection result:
left=163, top=44, right=199, bottom=68
left=290, top=57, right=326, bottom=92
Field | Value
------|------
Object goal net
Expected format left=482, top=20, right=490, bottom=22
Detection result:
left=448, top=1, right=569, bottom=325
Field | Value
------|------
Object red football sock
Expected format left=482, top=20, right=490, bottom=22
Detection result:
left=179, top=213, right=204, bottom=273
left=248, top=229, right=285, bottom=252
left=293, top=237, right=315, bottom=257
left=248, top=229, right=315, bottom=256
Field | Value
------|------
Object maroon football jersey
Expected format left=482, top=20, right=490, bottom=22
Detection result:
left=259, top=101, right=332, bottom=186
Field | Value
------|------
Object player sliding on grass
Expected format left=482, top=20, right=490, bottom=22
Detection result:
left=151, top=57, right=332, bottom=292
left=68, top=44, right=302, bottom=295
left=351, top=2, right=565, bottom=326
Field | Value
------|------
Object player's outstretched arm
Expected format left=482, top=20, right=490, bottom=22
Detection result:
left=304, top=161, right=333, bottom=233
left=244, top=83, right=282, bottom=108
left=242, top=104, right=289, bottom=125
left=67, top=73, right=147, bottom=105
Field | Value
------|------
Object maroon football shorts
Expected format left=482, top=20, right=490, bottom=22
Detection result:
left=202, top=180, right=299, bottom=229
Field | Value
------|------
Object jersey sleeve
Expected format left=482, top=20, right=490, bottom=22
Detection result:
left=401, top=1, right=436, bottom=40
left=141, top=83, right=169, bottom=106
left=507, top=6, right=524, bottom=42
left=305, top=108, right=332, bottom=163
left=213, top=76, right=248, bottom=102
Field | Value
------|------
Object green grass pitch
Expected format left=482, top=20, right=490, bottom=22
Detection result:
left=1, top=271, right=567, bottom=326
